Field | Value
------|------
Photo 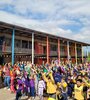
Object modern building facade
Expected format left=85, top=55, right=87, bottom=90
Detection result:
left=0, top=21, right=90, bottom=65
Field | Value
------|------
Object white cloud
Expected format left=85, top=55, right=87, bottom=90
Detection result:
left=0, top=0, right=90, bottom=44
left=0, top=0, right=13, bottom=4
left=0, top=0, right=13, bottom=9
left=59, top=0, right=90, bottom=17
left=74, top=27, right=90, bottom=42
left=0, top=11, right=73, bottom=38
left=80, top=18, right=90, bottom=26
left=9, top=0, right=57, bottom=15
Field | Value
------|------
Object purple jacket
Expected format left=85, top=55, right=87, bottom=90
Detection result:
left=30, top=79, right=35, bottom=87
left=25, top=78, right=30, bottom=87
left=17, top=79, right=23, bottom=90
left=17, top=79, right=22, bottom=85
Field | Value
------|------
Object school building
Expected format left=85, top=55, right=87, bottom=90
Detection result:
left=0, top=21, right=90, bottom=65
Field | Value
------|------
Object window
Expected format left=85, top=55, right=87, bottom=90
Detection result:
left=22, top=40, right=28, bottom=48
left=0, top=37, right=4, bottom=45
left=5, top=38, right=11, bottom=46
left=50, top=44, right=57, bottom=51
left=15, top=39, right=21, bottom=48
left=60, top=46, right=65, bottom=52
left=29, top=41, right=32, bottom=49
left=69, top=47, right=71, bottom=53
left=43, top=46, right=46, bottom=54
left=77, top=47, right=81, bottom=56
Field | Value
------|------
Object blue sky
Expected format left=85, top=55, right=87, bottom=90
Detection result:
left=0, top=0, right=90, bottom=45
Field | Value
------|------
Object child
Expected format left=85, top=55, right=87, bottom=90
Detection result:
left=60, top=77, right=68, bottom=100
left=10, top=70, right=15, bottom=93
left=24, top=74, right=30, bottom=97
left=3, top=65, right=11, bottom=90
left=42, top=72, right=56, bottom=100
left=74, top=79, right=84, bottom=100
left=38, top=76, right=45, bottom=100
left=15, top=75, right=24, bottom=100
left=0, top=65, right=3, bottom=88
left=15, top=83, right=23, bottom=100
left=29, top=74, right=35, bottom=100
left=82, top=77, right=90, bottom=99
left=67, top=77, right=74, bottom=99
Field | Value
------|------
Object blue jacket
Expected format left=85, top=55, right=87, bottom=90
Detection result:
left=54, top=72, right=62, bottom=83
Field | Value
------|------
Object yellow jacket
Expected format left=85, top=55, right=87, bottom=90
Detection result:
left=74, top=84, right=84, bottom=100
left=43, top=72, right=56, bottom=94
left=84, top=80, right=90, bottom=87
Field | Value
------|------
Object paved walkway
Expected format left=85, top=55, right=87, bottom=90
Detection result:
left=0, top=88, right=15, bottom=100
left=0, top=88, right=73, bottom=100
left=0, top=88, right=43, bottom=100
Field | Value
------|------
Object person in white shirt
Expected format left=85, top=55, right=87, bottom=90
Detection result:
left=38, top=76, right=45, bottom=100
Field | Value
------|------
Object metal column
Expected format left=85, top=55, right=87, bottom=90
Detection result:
left=81, top=44, right=83, bottom=63
left=58, top=38, right=60, bottom=64
left=32, top=33, right=34, bottom=64
left=47, top=36, right=49, bottom=64
left=86, top=46, right=88, bottom=58
left=75, top=43, right=77, bottom=65
left=67, top=41, right=70, bottom=62
left=12, top=28, right=15, bottom=66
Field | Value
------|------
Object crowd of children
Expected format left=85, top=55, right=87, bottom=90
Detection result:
left=0, top=60, right=90, bottom=100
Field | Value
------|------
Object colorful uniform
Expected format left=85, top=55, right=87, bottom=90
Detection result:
left=74, top=84, right=84, bottom=100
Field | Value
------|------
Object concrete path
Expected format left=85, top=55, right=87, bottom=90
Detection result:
left=0, top=88, right=73, bottom=100
left=0, top=88, right=41, bottom=100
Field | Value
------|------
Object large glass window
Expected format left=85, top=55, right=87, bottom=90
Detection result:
left=22, top=40, right=28, bottom=48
